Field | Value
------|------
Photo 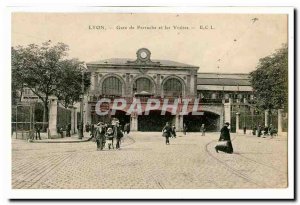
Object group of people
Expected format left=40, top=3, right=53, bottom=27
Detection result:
left=252, top=124, right=277, bottom=138
left=92, top=121, right=130, bottom=151
left=56, top=123, right=72, bottom=138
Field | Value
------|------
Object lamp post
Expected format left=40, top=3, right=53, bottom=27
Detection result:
left=78, top=63, right=86, bottom=139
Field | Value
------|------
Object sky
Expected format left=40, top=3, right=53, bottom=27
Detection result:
left=11, top=13, right=288, bottom=73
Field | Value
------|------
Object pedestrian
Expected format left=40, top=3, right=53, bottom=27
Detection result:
left=252, top=125, right=256, bottom=136
left=215, top=122, right=233, bottom=154
left=34, top=123, right=41, bottom=140
left=90, top=123, right=95, bottom=138
left=243, top=126, right=247, bottom=135
left=95, top=122, right=106, bottom=151
left=60, top=127, right=64, bottom=138
left=123, top=123, right=130, bottom=136
left=269, top=124, right=275, bottom=138
left=200, top=124, right=206, bottom=136
left=183, top=123, right=187, bottom=135
left=162, top=122, right=172, bottom=145
left=257, top=125, right=262, bottom=137
left=114, top=121, right=123, bottom=149
left=66, top=123, right=71, bottom=137
left=85, top=122, right=90, bottom=133
left=171, top=125, right=176, bottom=138
left=105, top=126, right=114, bottom=150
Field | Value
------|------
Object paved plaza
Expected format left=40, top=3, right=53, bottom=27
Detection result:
left=12, top=132, right=288, bottom=189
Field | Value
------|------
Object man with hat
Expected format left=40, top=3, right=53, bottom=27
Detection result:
left=215, top=122, right=233, bottom=154
left=95, top=122, right=106, bottom=151
left=114, top=121, right=123, bottom=149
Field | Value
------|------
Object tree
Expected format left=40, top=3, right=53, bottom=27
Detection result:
left=55, top=59, right=91, bottom=108
left=11, top=41, right=90, bottom=129
left=250, top=44, right=288, bottom=124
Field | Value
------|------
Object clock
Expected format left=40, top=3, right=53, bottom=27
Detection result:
left=140, top=51, right=147, bottom=59
left=137, top=48, right=151, bottom=62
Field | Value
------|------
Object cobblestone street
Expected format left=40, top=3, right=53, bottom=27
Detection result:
left=12, top=132, right=288, bottom=189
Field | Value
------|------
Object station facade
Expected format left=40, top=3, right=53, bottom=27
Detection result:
left=85, top=48, right=254, bottom=132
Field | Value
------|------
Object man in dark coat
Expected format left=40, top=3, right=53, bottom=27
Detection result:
left=162, top=122, right=172, bottom=145
left=215, top=122, right=233, bottom=154
left=114, top=121, right=123, bottom=149
left=171, top=125, right=176, bottom=138
left=123, top=123, right=130, bottom=135
left=183, top=123, right=187, bottom=135
left=34, top=123, right=41, bottom=140
left=90, top=123, right=95, bottom=138
left=95, top=122, right=106, bottom=151
left=257, top=125, right=262, bottom=137
left=66, top=123, right=71, bottom=137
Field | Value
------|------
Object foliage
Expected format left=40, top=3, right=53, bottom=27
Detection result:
left=11, top=41, right=91, bottom=122
left=55, top=59, right=91, bottom=108
left=250, top=44, right=288, bottom=112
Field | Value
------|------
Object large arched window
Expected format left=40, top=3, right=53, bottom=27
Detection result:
left=102, top=76, right=122, bottom=96
left=163, top=78, right=182, bottom=97
left=133, top=78, right=153, bottom=94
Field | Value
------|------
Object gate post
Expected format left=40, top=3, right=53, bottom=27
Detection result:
left=265, top=110, right=269, bottom=127
left=70, top=106, right=77, bottom=134
left=48, top=97, right=58, bottom=138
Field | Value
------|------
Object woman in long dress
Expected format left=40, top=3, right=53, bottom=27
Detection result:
left=215, top=122, right=233, bottom=154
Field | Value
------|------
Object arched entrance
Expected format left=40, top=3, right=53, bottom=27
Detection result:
left=138, top=110, right=175, bottom=131
left=111, top=110, right=130, bottom=128
left=183, top=111, right=220, bottom=132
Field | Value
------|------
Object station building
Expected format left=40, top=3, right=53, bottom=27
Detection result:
left=85, top=48, right=254, bottom=132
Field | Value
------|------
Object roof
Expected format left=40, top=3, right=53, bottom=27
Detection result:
left=87, top=58, right=198, bottom=68
left=197, top=85, right=253, bottom=92
left=197, top=73, right=250, bottom=79
left=197, top=73, right=251, bottom=86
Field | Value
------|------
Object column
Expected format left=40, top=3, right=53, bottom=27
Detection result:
left=156, top=74, right=161, bottom=97
left=48, top=98, right=58, bottom=139
left=85, top=103, right=92, bottom=125
left=130, top=113, right=138, bottom=131
left=265, top=110, right=269, bottom=127
left=126, top=73, right=130, bottom=96
left=236, top=112, right=240, bottom=134
left=186, top=75, right=191, bottom=97
left=278, top=109, right=283, bottom=134
left=90, top=72, right=96, bottom=91
left=175, top=114, right=183, bottom=132
left=224, top=102, right=231, bottom=125
left=70, top=107, right=76, bottom=134
left=189, top=73, right=195, bottom=97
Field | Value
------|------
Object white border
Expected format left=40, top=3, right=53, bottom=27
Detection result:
left=1, top=5, right=294, bottom=200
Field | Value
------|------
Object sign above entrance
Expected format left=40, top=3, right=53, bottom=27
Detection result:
left=126, top=48, right=160, bottom=66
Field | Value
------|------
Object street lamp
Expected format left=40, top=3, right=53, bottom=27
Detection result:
left=78, top=63, right=87, bottom=139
